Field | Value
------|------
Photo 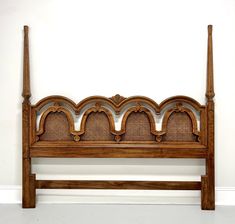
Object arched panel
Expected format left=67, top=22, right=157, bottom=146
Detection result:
left=122, top=111, right=155, bottom=141
left=162, top=104, right=199, bottom=142
left=39, top=112, right=73, bottom=141
left=80, top=112, right=114, bottom=141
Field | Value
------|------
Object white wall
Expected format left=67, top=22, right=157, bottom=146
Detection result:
left=0, top=0, right=235, bottom=203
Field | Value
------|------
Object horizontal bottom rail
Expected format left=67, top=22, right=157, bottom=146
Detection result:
left=30, top=148, right=207, bottom=158
left=36, top=180, right=201, bottom=190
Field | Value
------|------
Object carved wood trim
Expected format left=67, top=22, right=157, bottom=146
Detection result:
left=35, top=101, right=202, bottom=143
left=109, top=94, right=126, bottom=104
left=33, top=95, right=204, bottom=115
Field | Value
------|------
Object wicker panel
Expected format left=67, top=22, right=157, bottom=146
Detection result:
left=163, top=112, right=196, bottom=142
left=40, top=112, right=73, bottom=141
left=122, top=112, right=155, bottom=141
left=81, top=112, right=114, bottom=141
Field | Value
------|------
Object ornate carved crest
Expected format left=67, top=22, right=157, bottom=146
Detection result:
left=109, top=94, right=126, bottom=104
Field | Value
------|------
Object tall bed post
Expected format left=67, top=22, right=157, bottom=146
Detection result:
left=22, top=25, right=36, bottom=208
left=201, top=25, right=215, bottom=210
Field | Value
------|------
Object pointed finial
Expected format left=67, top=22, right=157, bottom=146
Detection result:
left=22, top=25, right=31, bottom=101
left=206, top=25, right=215, bottom=101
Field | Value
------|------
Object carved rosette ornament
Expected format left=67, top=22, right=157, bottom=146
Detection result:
left=155, top=135, right=163, bottom=143
left=94, top=102, right=102, bottom=112
left=134, top=103, right=142, bottom=112
left=175, top=103, right=184, bottom=112
left=73, top=135, right=80, bottom=142
left=115, top=135, right=121, bottom=142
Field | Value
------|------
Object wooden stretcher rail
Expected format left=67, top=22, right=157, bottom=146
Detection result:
left=22, top=25, right=215, bottom=210
left=36, top=180, right=201, bottom=190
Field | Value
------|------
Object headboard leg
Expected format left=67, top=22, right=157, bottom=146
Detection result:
left=201, top=158, right=215, bottom=210
left=22, top=159, right=36, bottom=208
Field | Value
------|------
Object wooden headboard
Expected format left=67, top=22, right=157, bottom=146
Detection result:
left=22, top=25, right=215, bottom=210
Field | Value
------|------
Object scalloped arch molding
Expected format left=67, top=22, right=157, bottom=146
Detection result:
left=35, top=94, right=201, bottom=143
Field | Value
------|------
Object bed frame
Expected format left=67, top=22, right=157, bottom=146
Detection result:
left=22, top=25, right=215, bottom=210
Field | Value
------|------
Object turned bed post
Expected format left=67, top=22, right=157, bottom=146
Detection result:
left=201, top=25, right=215, bottom=210
left=22, top=25, right=36, bottom=208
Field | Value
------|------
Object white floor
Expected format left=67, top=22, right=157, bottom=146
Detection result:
left=1, top=204, right=235, bottom=224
